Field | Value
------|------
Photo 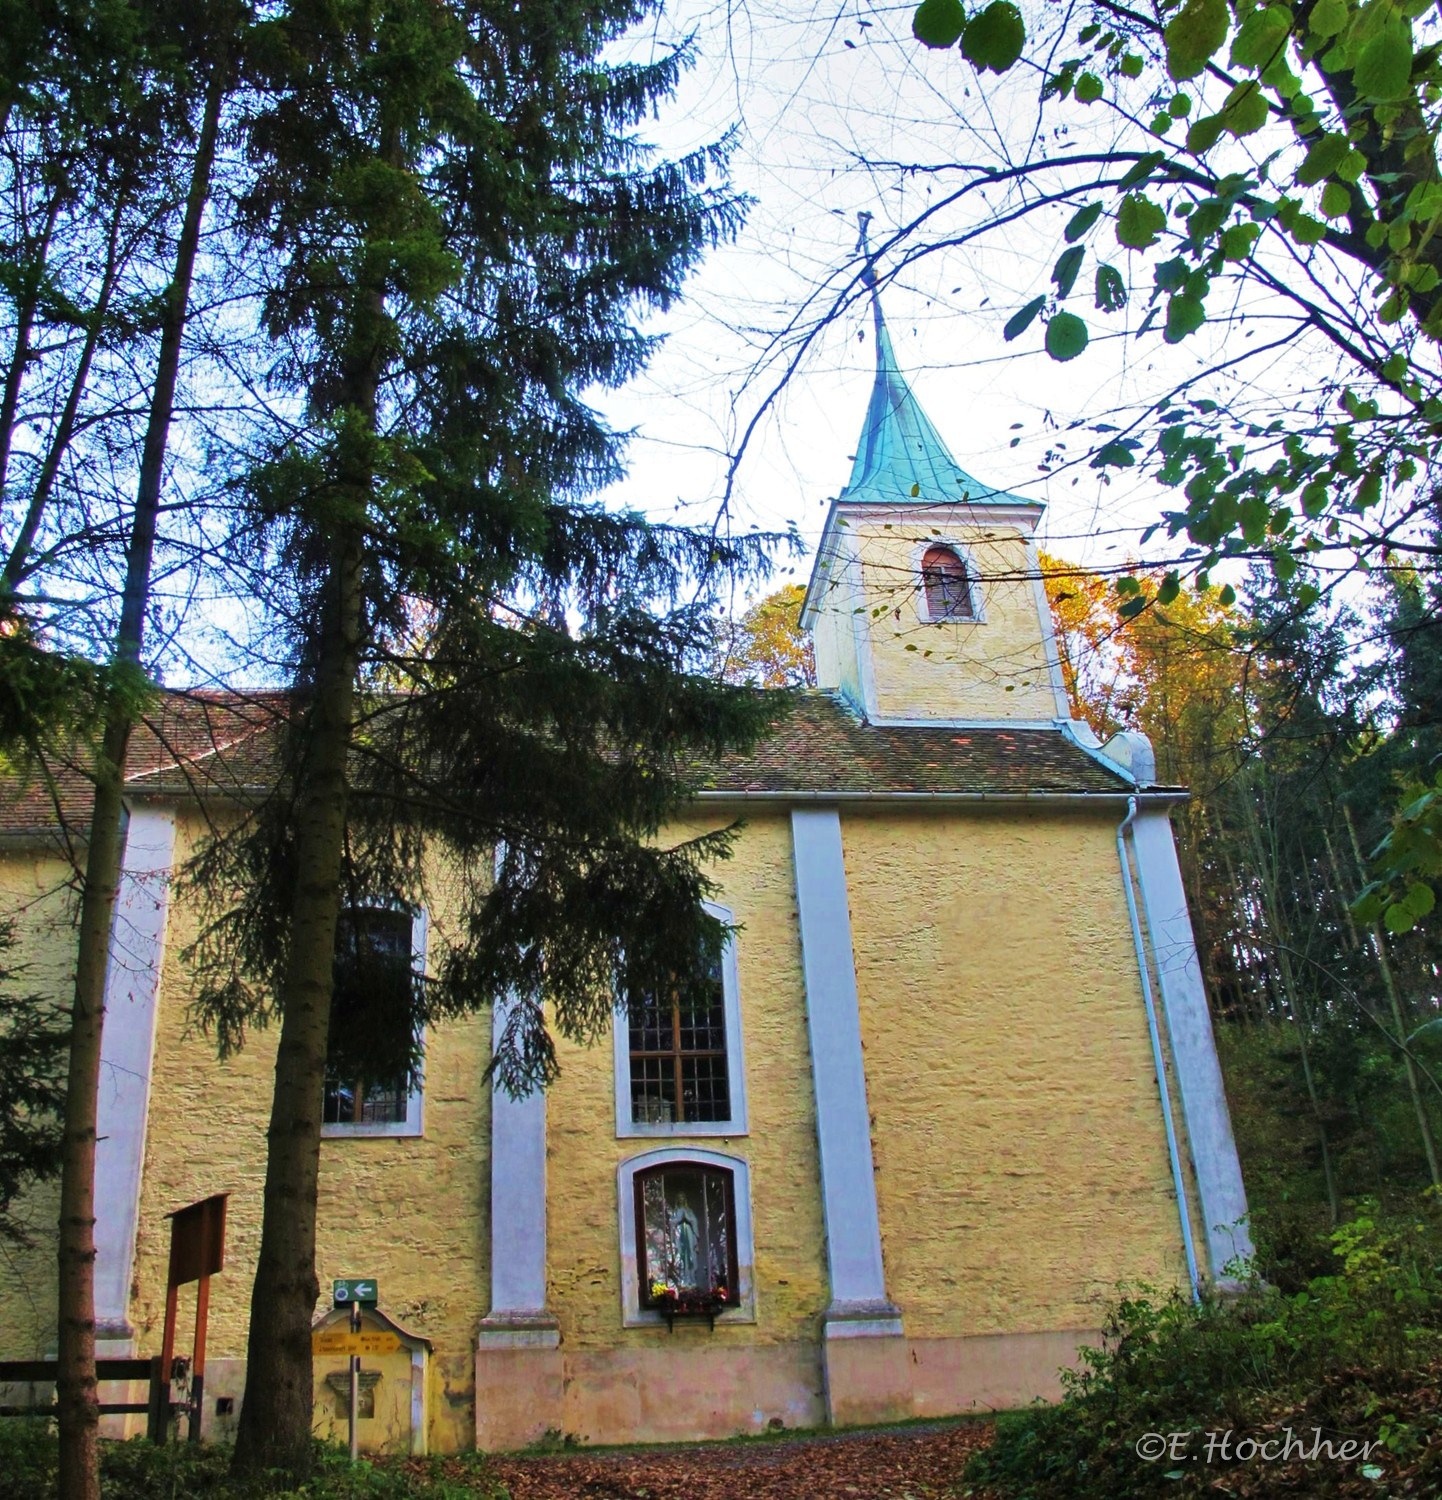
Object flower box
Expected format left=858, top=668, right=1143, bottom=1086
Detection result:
left=647, top=1282, right=731, bottom=1330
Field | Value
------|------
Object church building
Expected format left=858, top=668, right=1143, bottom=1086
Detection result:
left=0, top=297, right=1251, bottom=1454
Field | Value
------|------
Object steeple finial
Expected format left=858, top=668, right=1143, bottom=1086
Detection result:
left=856, top=211, right=877, bottom=289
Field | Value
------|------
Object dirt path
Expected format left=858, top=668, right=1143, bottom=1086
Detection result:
left=477, top=1419, right=996, bottom=1500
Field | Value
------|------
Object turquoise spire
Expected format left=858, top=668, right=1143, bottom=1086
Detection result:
left=844, top=215, right=1023, bottom=508
left=844, top=294, right=989, bottom=503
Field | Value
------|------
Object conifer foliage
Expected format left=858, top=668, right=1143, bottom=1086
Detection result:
left=171, top=0, right=774, bottom=1475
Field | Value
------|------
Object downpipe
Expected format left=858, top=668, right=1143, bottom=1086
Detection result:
left=1118, top=796, right=1202, bottom=1303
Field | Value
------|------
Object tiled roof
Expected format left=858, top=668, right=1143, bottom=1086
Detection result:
left=694, top=692, right=1130, bottom=796
left=0, top=692, right=282, bottom=839
left=0, top=688, right=1129, bottom=841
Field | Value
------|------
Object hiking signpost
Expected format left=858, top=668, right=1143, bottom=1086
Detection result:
left=327, top=1277, right=378, bottom=1461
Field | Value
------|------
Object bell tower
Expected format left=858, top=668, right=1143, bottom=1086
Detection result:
left=800, top=280, right=1071, bottom=727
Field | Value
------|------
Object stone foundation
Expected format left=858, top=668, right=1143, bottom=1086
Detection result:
left=473, top=1326, right=1097, bottom=1450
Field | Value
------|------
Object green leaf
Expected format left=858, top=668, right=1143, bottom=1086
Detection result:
left=1403, top=882, right=1436, bottom=918
left=961, top=1, right=1027, bottom=72
left=1117, top=193, right=1166, bottom=249
left=1297, top=133, right=1347, bottom=186
left=1384, top=901, right=1417, bottom=934
left=1353, top=24, right=1413, bottom=101
left=1003, top=295, right=1047, bottom=341
left=1220, top=222, right=1261, bottom=260
left=1121, top=52, right=1145, bottom=77
left=1218, top=583, right=1236, bottom=605
left=1164, top=292, right=1207, bottom=342
left=1337, top=148, right=1367, bottom=183
left=1230, top=5, right=1293, bottom=69
left=1320, top=181, right=1351, bottom=218
left=1169, top=92, right=1192, bottom=116
left=1074, top=70, right=1104, bottom=102
left=1164, top=0, right=1229, bottom=81
left=1157, top=571, right=1181, bottom=604
left=1045, top=310, right=1089, bottom=361
left=1277, top=198, right=1327, bottom=244
left=1309, top=0, right=1347, bottom=37
left=1094, top=262, right=1128, bottom=311
left=1065, top=201, right=1104, bottom=241
left=1093, top=438, right=1139, bottom=467
left=1116, top=574, right=1142, bottom=595
left=1187, top=112, right=1226, bottom=153
left=1119, top=595, right=1149, bottom=619
left=913, top=0, right=967, bottom=48
left=1053, top=244, right=1086, bottom=297
left=1220, top=80, right=1269, bottom=137
left=1118, top=152, right=1166, bottom=189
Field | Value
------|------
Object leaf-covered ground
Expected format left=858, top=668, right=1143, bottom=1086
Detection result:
left=405, top=1419, right=996, bottom=1500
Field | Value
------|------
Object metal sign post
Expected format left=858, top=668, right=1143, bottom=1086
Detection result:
left=348, top=1298, right=359, bottom=1463
left=331, top=1278, right=378, bottom=1462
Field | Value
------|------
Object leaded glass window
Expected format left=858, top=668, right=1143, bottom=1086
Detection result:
left=323, top=908, right=413, bottom=1125
left=634, top=1162, right=739, bottom=1307
left=627, top=959, right=730, bottom=1126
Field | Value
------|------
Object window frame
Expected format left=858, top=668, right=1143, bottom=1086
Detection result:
left=321, top=905, right=427, bottom=1140
left=616, top=1147, right=755, bottom=1327
left=912, top=539, right=985, bottom=625
left=612, top=902, right=748, bottom=1139
left=633, top=1160, right=741, bottom=1310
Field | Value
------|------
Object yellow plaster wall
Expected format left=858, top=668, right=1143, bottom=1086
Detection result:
left=544, top=811, right=830, bottom=1361
left=841, top=806, right=1188, bottom=1337
left=852, top=520, right=1058, bottom=722
left=0, top=848, right=78, bottom=1358
left=808, top=554, right=863, bottom=707
left=123, top=812, right=489, bottom=1455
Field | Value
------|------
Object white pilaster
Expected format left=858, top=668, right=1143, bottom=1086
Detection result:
left=478, top=995, right=556, bottom=1346
left=94, top=804, right=176, bottom=1338
left=790, top=807, right=900, bottom=1331
left=1131, top=806, right=1254, bottom=1279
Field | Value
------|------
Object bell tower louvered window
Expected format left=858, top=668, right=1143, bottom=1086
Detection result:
left=921, top=545, right=976, bottom=620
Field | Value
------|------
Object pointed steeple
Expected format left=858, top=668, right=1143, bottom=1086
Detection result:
left=844, top=215, right=1013, bottom=508
left=845, top=293, right=989, bottom=503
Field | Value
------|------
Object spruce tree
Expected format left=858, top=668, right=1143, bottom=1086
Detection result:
left=186, top=0, right=775, bottom=1475
left=0, top=6, right=240, bottom=1496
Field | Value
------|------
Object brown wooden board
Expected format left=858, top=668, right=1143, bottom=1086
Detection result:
left=166, top=1192, right=227, bottom=1286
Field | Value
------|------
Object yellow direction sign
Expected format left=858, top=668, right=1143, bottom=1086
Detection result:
left=311, top=1330, right=401, bottom=1358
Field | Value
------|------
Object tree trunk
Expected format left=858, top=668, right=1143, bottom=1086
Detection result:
left=231, top=217, right=387, bottom=1471
left=1276, top=941, right=1342, bottom=1225
left=1322, top=825, right=1362, bottom=953
left=1238, top=789, right=1341, bottom=1222
left=229, top=526, right=362, bottom=1475
left=2, top=195, right=126, bottom=598
left=55, top=728, right=126, bottom=1500
left=0, top=189, right=62, bottom=516
left=54, top=66, right=223, bottom=1500
left=1344, top=808, right=1442, bottom=1189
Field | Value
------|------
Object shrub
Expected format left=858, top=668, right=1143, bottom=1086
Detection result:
left=966, top=1200, right=1442, bottom=1498
left=0, top=1427, right=507, bottom=1500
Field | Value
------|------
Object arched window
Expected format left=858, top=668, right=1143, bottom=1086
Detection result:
left=634, top=1160, right=740, bottom=1311
left=618, top=1147, right=754, bottom=1325
left=921, top=545, right=975, bottom=621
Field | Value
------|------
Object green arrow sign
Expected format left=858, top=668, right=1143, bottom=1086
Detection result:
left=333, top=1278, right=378, bottom=1307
